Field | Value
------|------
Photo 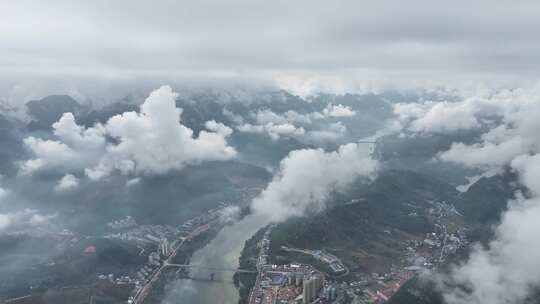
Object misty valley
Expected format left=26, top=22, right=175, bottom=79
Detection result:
left=0, top=86, right=536, bottom=304
left=2, top=2, right=540, bottom=304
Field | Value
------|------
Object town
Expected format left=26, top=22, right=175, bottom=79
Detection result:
left=99, top=203, right=237, bottom=304
left=245, top=199, right=469, bottom=304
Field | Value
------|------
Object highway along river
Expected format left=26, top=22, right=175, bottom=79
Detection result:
left=162, top=215, right=266, bottom=304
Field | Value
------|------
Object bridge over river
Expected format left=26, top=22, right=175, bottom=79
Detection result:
left=165, top=263, right=258, bottom=274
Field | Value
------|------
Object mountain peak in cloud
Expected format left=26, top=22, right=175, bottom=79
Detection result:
left=21, top=85, right=237, bottom=180
left=26, top=95, right=82, bottom=130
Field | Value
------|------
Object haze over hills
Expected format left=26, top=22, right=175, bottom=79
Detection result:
left=2, top=1, right=540, bottom=304
left=0, top=85, right=534, bottom=304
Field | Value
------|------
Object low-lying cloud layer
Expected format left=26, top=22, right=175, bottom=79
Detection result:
left=21, top=86, right=237, bottom=181
left=441, top=157, right=540, bottom=304
left=235, top=104, right=355, bottom=141
left=396, top=83, right=540, bottom=170
left=393, top=83, right=540, bottom=304
left=251, top=142, right=378, bottom=222
left=237, top=122, right=306, bottom=141
left=0, top=208, right=57, bottom=233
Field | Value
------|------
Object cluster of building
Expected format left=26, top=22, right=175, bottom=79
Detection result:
left=103, top=206, right=235, bottom=292
left=345, top=200, right=469, bottom=303
left=302, top=273, right=324, bottom=303
left=97, top=273, right=138, bottom=285
left=428, top=200, right=463, bottom=217
left=361, top=271, right=414, bottom=303
left=246, top=197, right=471, bottom=304
left=104, top=224, right=179, bottom=247
left=105, top=203, right=233, bottom=249
left=252, top=264, right=342, bottom=304
left=98, top=238, right=175, bottom=303
left=281, top=247, right=347, bottom=275
left=404, top=202, right=469, bottom=270
left=332, top=268, right=418, bottom=304
left=179, top=202, right=231, bottom=232
left=107, top=216, right=136, bottom=230
left=257, top=227, right=272, bottom=270
left=271, top=199, right=469, bottom=304
left=99, top=203, right=236, bottom=304
left=420, top=229, right=466, bottom=261
left=250, top=226, right=345, bottom=304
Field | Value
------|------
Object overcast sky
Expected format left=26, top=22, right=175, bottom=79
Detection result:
left=1, top=0, right=540, bottom=99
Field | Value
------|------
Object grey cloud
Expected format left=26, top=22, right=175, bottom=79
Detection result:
left=0, top=208, right=58, bottom=234
left=0, top=186, right=7, bottom=201
left=1, top=0, right=540, bottom=100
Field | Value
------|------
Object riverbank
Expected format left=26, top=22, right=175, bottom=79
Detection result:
left=142, top=225, right=222, bottom=304
left=160, top=215, right=269, bottom=304
left=235, top=227, right=267, bottom=304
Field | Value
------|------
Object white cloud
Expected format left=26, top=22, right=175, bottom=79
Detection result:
left=236, top=123, right=264, bottom=134
left=392, top=84, right=540, bottom=171
left=266, top=123, right=305, bottom=139
left=219, top=205, right=241, bottom=224
left=237, top=122, right=305, bottom=140
left=412, top=102, right=479, bottom=133
left=0, top=209, right=57, bottom=233
left=307, top=122, right=348, bottom=143
left=511, top=154, right=540, bottom=196
left=204, top=120, right=233, bottom=136
left=253, top=109, right=289, bottom=125
left=222, top=109, right=244, bottom=124
left=393, top=102, right=432, bottom=122
left=236, top=105, right=355, bottom=141
left=20, top=112, right=107, bottom=175
left=435, top=96, right=540, bottom=171
left=252, top=109, right=326, bottom=125
left=409, top=84, right=540, bottom=304
left=126, top=177, right=141, bottom=187
left=442, top=200, right=540, bottom=304
left=99, top=86, right=236, bottom=177
left=437, top=137, right=526, bottom=170
left=251, top=142, right=378, bottom=222
left=21, top=85, right=237, bottom=180
left=322, top=104, right=356, bottom=118
left=441, top=156, right=540, bottom=304
left=284, top=110, right=324, bottom=124
left=393, top=98, right=495, bottom=134
left=55, top=174, right=80, bottom=192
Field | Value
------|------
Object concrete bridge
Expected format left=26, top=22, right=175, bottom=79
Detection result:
left=179, top=274, right=237, bottom=284
left=165, top=263, right=258, bottom=274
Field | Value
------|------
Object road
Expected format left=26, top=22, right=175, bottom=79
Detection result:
left=248, top=225, right=273, bottom=304
left=132, top=238, right=186, bottom=304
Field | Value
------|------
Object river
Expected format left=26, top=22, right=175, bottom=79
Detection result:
left=162, top=215, right=267, bottom=304
left=161, top=139, right=378, bottom=303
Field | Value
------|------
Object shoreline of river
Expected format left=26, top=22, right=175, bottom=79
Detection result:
left=160, top=215, right=268, bottom=304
